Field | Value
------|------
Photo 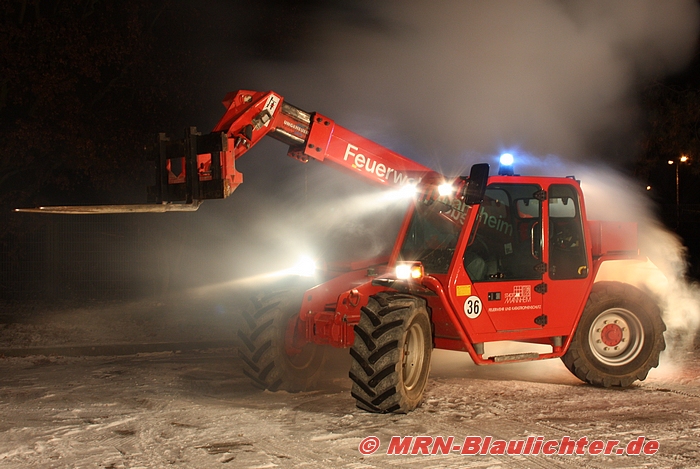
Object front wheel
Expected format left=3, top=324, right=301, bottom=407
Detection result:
left=562, top=282, right=666, bottom=387
left=349, top=292, right=432, bottom=413
left=236, top=288, right=326, bottom=392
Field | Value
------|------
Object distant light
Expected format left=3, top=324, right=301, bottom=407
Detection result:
left=291, top=256, right=316, bottom=277
left=500, top=153, right=514, bottom=166
left=438, top=182, right=454, bottom=197
left=668, top=160, right=674, bottom=165
left=680, top=155, right=689, bottom=163
left=646, top=185, right=652, bottom=191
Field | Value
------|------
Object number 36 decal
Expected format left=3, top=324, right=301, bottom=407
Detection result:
left=464, top=296, right=483, bottom=319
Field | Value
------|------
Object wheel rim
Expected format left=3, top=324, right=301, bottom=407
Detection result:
left=283, top=314, right=321, bottom=372
left=588, top=308, right=644, bottom=366
left=285, top=343, right=320, bottom=370
left=402, top=320, right=426, bottom=391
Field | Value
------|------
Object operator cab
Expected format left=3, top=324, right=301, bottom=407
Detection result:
left=397, top=164, right=489, bottom=275
left=463, top=180, right=588, bottom=282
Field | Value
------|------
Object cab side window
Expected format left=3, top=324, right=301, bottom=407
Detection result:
left=548, top=184, right=588, bottom=279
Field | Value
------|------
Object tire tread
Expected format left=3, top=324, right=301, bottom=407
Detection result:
left=562, top=281, right=666, bottom=388
left=349, top=292, right=432, bottom=413
left=236, top=289, right=326, bottom=392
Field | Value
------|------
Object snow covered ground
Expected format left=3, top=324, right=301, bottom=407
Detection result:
left=0, top=300, right=698, bottom=468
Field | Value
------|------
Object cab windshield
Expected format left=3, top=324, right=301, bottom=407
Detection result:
left=398, top=196, right=471, bottom=274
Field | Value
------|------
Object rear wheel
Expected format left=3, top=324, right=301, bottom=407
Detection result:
left=349, top=292, right=432, bottom=413
left=237, top=288, right=326, bottom=392
left=562, top=282, right=666, bottom=387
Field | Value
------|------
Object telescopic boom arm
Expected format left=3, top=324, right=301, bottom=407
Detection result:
left=18, top=90, right=433, bottom=214
left=150, top=90, right=433, bottom=207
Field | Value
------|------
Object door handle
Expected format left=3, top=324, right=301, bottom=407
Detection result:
left=531, top=221, right=540, bottom=259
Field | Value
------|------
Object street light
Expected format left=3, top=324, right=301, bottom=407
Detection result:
left=668, top=155, right=690, bottom=227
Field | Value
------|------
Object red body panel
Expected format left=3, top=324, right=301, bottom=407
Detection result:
left=298, top=259, right=391, bottom=348
left=589, top=220, right=639, bottom=257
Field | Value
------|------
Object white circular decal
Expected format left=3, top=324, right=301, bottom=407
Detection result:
left=463, top=296, right=483, bottom=319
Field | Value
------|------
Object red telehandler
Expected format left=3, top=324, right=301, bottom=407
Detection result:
left=23, top=90, right=666, bottom=413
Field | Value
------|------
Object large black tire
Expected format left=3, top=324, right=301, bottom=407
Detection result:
left=349, top=292, right=432, bottom=413
left=562, top=281, right=666, bottom=387
left=237, top=288, right=326, bottom=392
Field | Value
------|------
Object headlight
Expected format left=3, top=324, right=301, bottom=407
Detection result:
left=395, top=262, right=424, bottom=280
left=291, top=255, right=316, bottom=277
left=438, top=182, right=454, bottom=197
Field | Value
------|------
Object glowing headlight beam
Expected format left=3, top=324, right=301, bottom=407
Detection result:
left=438, top=182, right=454, bottom=197
left=400, top=183, right=418, bottom=197
left=290, top=255, right=317, bottom=277
left=382, top=183, right=419, bottom=201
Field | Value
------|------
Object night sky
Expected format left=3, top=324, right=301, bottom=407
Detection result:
left=3, top=0, right=700, bottom=298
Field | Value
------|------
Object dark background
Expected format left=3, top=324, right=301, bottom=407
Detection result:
left=2, top=0, right=700, bottom=302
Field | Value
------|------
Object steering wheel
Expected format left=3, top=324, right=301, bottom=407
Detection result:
left=552, top=222, right=580, bottom=251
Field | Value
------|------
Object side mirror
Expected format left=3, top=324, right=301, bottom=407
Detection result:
left=461, top=163, right=489, bottom=205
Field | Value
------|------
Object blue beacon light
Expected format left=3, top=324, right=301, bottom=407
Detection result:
left=498, top=153, right=515, bottom=176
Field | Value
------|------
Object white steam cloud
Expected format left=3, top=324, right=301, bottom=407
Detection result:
left=251, top=0, right=699, bottom=165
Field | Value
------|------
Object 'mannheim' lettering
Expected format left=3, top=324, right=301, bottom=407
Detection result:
left=478, top=206, right=513, bottom=236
